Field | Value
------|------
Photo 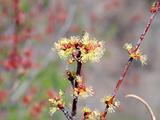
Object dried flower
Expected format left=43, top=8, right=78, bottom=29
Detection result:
left=49, top=90, right=65, bottom=115
left=101, top=95, right=120, bottom=113
left=54, top=32, right=105, bottom=63
left=82, top=106, right=100, bottom=120
left=124, top=43, right=147, bottom=65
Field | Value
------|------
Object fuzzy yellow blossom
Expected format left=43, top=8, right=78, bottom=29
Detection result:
left=49, top=90, right=65, bottom=115
left=82, top=106, right=100, bottom=120
left=73, top=76, right=94, bottom=98
left=101, top=95, right=120, bottom=113
left=74, top=86, right=94, bottom=98
left=54, top=32, right=105, bottom=63
left=124, top=43, right=147, bottom=65
left=54, top=37, right=80, bottom=59
left=80, top=32, right=105, bottom=62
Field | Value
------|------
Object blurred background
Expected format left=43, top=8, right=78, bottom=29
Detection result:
left=0, top=0, right=160, bottom=120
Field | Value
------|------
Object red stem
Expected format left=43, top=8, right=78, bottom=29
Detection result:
left=113, top=57, right=133, bottom=96
left=102, top=3, right=160, bottom=119
left=134, top=12, right=157, bottom=52
left=112, top=4, right=159, bottom=98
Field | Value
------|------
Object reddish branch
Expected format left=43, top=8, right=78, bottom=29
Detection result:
left=101, top=2, right=160, bottom=119
left=134, top=12, right=158, bottom=51
left=113, top=57, right=133, bottom=97
left=113, top=1, right=160, bottom=99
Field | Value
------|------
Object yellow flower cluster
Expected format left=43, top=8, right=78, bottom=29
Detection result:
left=49, top=90, right=65, bottom=115
left=101, top=95, right=120, bottom=113
left=124, top=43, right=147, bottom=65
left=54, top=36, right=80, bottom=59
left=54, top=32, right=105, bottom=63
left=73, top=76, right=94, bottom=98
left=82, top=106, right=100, bottom=120
left=80, top=32, right=105, bottom=62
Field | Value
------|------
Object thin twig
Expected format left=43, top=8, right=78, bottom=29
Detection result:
left=113, top=4, right=159, bottom=98
left=134, top=12, right=157, bottom=51
left=125, top=94, right=156, bottom=120
left=113, top=57, right=133, bottom=96
left=102, top=3, right=160, bottom=119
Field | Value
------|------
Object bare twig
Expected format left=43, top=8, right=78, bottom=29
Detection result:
left=134, top=12, right=157, bottom=52
left=113, top=57, right=133, bottom=96
left=102, top=2, right=160, bottom=119
left=125, top=94, right=156, bottom=120
left=113, top=5, right=159, bottom=98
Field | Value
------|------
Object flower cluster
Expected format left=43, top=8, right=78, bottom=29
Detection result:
left=82, top=106, right=100, bottom=120
left=124, top=43, right=147, bottom=65
left=73, top=76, right=94, bottom=98
left=49, top=90, right=65, bottom=115
left=54, top=32, right=105, bottom=63
left=150, top=1, right=160, bottom=13
left=101, top=95, right=120, bottom=113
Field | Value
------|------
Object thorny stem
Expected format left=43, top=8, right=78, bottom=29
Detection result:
left=102, top=3, right=160, bottom=119
left=126, top=94, right=156, bottom=120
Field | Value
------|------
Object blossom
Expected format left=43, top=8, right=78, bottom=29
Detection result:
left=53, top=32, right=105, bottom=63
left=49, top=90, right=65, bottom=115
left=124, top=43, right=147, bottom=65
left=101, top=95, right=120, bottom=113
left=80, top=32, right=105, bottom=62
left=73, top=76, right=94, bottom=98
left=150, top=1, right=160, bottom=13
left=82, top=106, right=100, bottom=120
left=54, top=37, right=80, bottom=59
